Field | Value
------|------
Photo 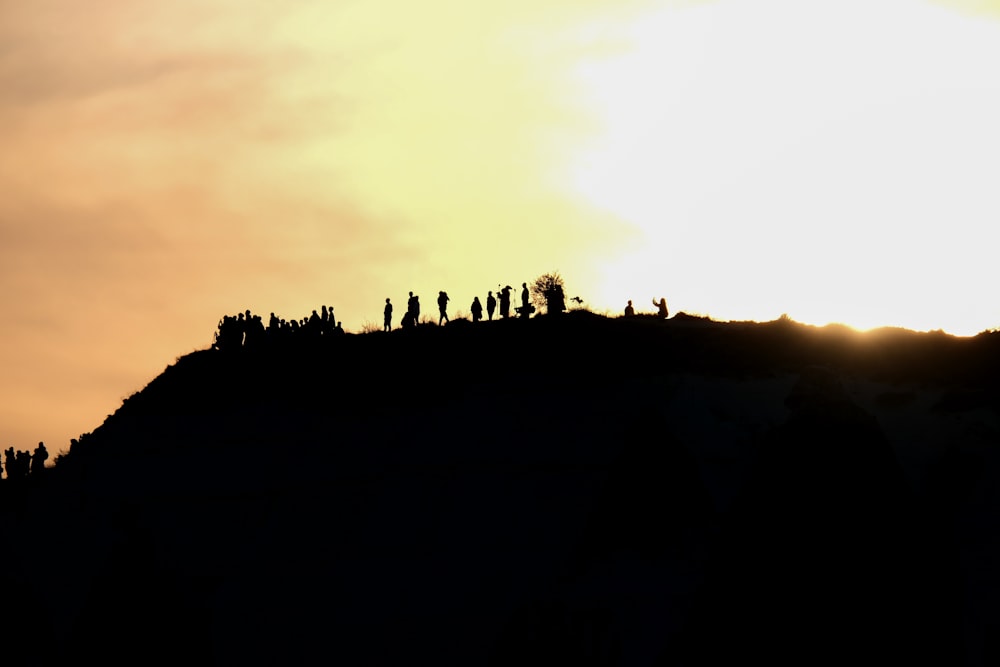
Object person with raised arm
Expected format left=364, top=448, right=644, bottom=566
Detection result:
left=652, top=297, right=669, bottom=318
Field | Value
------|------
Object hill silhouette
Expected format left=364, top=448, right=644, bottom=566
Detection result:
left=2, top=311, right=998, bottom=665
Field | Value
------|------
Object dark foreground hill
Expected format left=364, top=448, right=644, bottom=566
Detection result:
left=2, top=311, right=999, bottom=665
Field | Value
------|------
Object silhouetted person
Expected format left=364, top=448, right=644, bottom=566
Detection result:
left=384, top=298, right=393, bottom=332
left=517, top=282, right=533, bottom=318
left=487, top=291, right=497, bottom=320
left=326, top=306, right=336, bottom=334
left=334, top=321, right=345, bottom=335
left=15, top=450, right=29, bottom=479
left=500, top=286, right=512, bottom=319
left=31, top=442, right=47, bottom=476
left=624, top=300, right=635, bottom=317
left=4, top=447, right=14, bottom=480
left=438, top=291, right=450, bottom=325
left=401, top=311, right=415, bottom=329
left=549, top=284, right=565, bottom=314
left=407, top=291, right=420, bottom=325
left=652, top=297, right=668, bottom=318
left=245, top=314, right=266, bottom=348
left=320, top=305, right=331, bottom=336
left=471, top=296, right=483, bottom=323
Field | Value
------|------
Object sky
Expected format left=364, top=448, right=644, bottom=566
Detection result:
left=2, top=0, right=999, bottom=455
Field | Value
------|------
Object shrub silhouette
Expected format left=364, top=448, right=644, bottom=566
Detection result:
left=530, top=271, right=566, bottom=315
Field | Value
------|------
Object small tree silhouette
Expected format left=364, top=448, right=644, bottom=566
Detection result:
left=530, top=271, right=567, bottom=315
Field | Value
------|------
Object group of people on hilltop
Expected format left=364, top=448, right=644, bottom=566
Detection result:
left=214, top=307, right=345, bottom=351
left=2, top=443, right=47, bottom=481
left=623, top=298, right=669, bottom=318
left=386, top=292, right=422, bottom=330
left=386, top=290, right=450, bottom=330
left=383, top=281, right=550, bottom=331
left=215, top=288, right=670, bottom=349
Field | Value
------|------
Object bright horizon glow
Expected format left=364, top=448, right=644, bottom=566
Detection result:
left=567, top=0, right=1000, bottom=336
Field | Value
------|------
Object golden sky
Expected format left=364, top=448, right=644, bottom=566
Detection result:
left=2, top=0, right=998, bottom=454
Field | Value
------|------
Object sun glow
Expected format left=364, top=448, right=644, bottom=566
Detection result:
left=568, top=0, right=1000, bottom=335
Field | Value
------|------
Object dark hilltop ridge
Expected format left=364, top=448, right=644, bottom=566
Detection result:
left=2, top=311, right=999, bottom=665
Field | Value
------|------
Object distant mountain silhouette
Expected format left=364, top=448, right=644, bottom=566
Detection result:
left=2, top=311, right=998, bottom=665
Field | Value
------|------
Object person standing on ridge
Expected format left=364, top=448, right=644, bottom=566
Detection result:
left=437, top=291, right=450, bottom=325
left=500, top=286, right=512, bottom=319
left=408, top=291, right=420, bottom=325
left=471, top=296, right=483, bottom=323
left=486, top=291, right=497, bottom=321
left=384, top=298, right=393, bottom=332
left=31, top=442, right=47, bottom=476
left=520, top=282, right=531, bottom=318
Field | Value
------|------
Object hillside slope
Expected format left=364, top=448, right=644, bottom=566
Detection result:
left=4, top=312, right=999, bottom=665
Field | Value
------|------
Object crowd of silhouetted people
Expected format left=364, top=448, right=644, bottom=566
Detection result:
left=214, top=284, right=669, bottom=350
left=0, top=442, right=47, bottom=481
left=214, top=307, right=345, bottom=351
left=213, top=283, right=550, bottom=349
left=391, top=284, right=546, bottom=331
left=390, top=284, right=551, bottom=329
left=384, top=281, right=577, bottom=330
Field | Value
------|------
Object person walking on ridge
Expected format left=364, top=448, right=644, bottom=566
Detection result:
left=438, top=291, right=450, bottom=325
